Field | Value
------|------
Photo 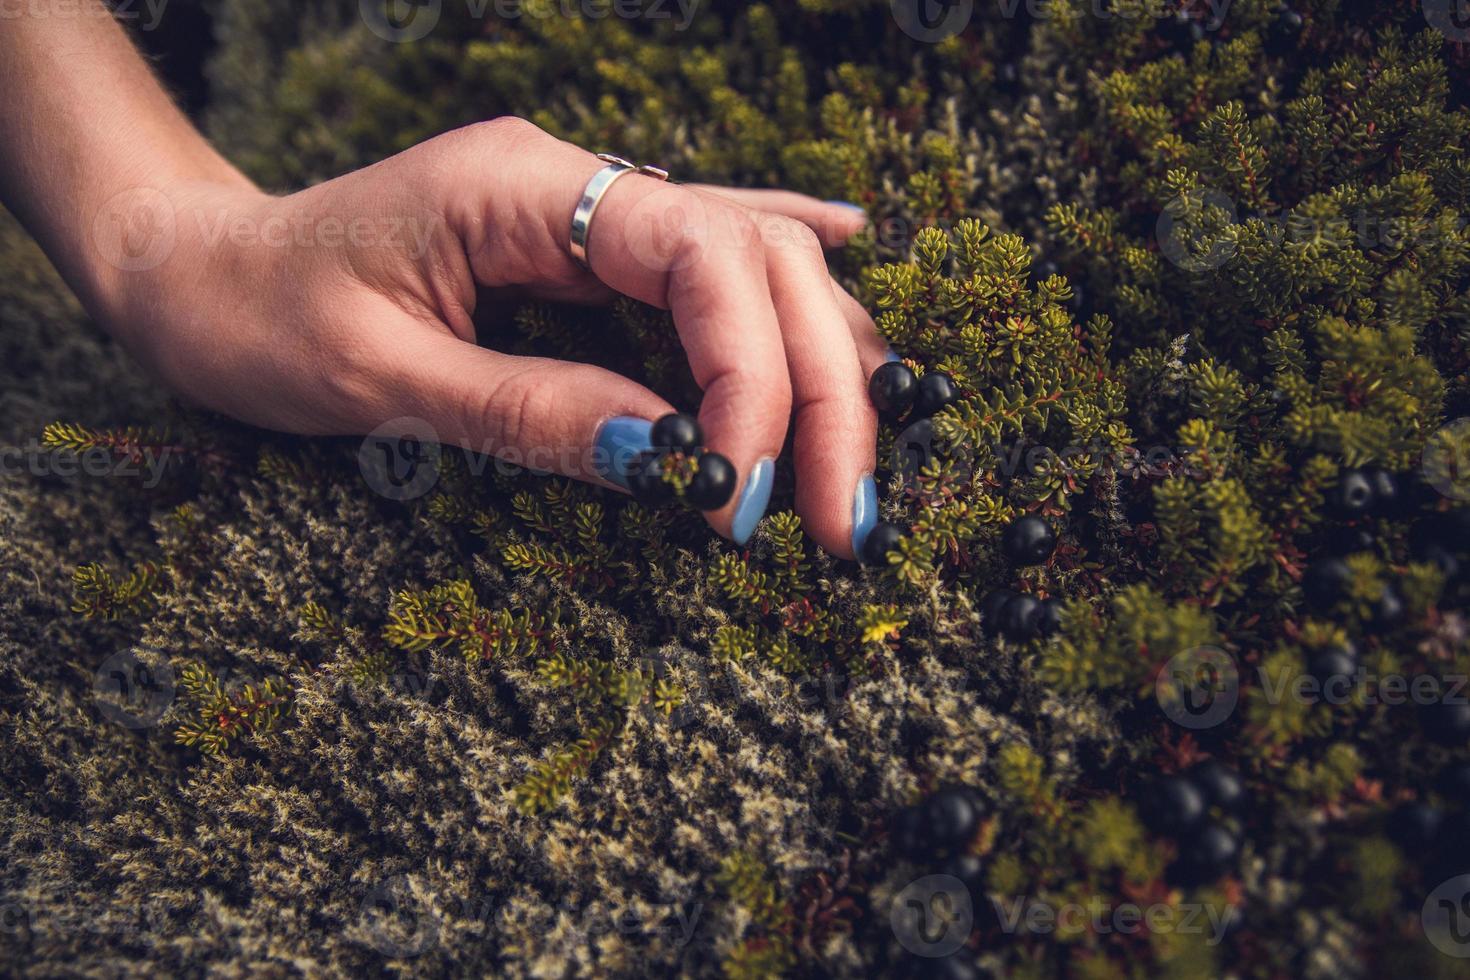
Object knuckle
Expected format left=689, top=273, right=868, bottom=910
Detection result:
left=472, top=115, right=548, bottom=150
left=711, top=207, right=763, bottom=263
left=765, top=215, right=821, bottom=254
left=717, top=364, right=793, bottom=423
left=473, top=370, right=542, bottom=455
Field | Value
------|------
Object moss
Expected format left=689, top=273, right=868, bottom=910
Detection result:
left=5, top=0, right=1470, bottom=976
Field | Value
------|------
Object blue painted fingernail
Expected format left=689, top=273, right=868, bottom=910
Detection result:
left=825, top=199, right=866, bottom=214
left=592, top=416, right=653, bottom=490
left=851, top=473, right=878, bottom=559
left=731, top=456, right=775, bottom=545
left=883, top=348, right=902, bottom=364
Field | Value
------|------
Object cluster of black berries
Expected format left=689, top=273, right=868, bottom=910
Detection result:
left=868, top=361, right=961, bottom=424
left=859, top=362, right=963, bottom=566
left=978, top=516, right=1061, bottom=642
left=1325, top=467, right=1403, bottom=522
left=891, top=784, right=984, bottom=865
left=628, top=414, right=736, bottom=511
left=1140, top=761, right=1245, bottom=887
left=1305, top=468, right=1470, bottom=626
left=874, top=363, right=962, bottom=485
left=890, top=785, right=985, bottom=980
left=1387, top=762, right=1470, bottom=874
left=1300, top=468, right=1409, bottom=627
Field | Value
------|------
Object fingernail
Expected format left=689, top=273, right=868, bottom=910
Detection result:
left=851, top=473, right=878, bottom=559
left=825, top=199, right=866, bottom=214
left=731, top=456, right=775, bottom=545
left=592, top=416, right=653, bottom=490
left=883, top=348, right=902, bottom=364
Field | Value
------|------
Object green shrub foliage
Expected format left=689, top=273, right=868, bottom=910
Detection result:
left=5, top=0, right=1470, bottom=976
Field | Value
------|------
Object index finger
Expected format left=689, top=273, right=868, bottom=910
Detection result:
left=461, top=132, right=793, bottom=540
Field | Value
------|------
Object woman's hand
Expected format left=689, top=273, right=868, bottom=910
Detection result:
left=91, top=118, right=892, bottom=556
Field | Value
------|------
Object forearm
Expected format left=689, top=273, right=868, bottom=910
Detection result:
left=0, top=0, right=255, bottom=320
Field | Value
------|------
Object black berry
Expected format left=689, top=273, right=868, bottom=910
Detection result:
left=1370, top=583, right=1405, bottom=631
left=1001, top=515, right=1056, bottom=566
left=861, top=522, right=908, bottom=567
left=1187, top=760, right=1244, bottom=813
left=1388, top=802, right=1443, bottom=849
left=1307, top=644, right=1358, bottom=689
left=1365, top=468, right=1400, bottom=516
left=999, top=593, right=1043, bottom=643
left=869, top=361, right=917, bottom=419
left=1322, top=524, right=1374, bottom=557
left=627, top=451, right=673, bottom=506
left=1301, top=558, right=1352, bottom=612
left=1036, top=598, right=1063, bottom=638
left=685, top=452, right=736, bottom=510
left=925, top=785, right=980, bottom=851
left=1067, top=280, right=1088, bottom=316
left=1421, top=700, right=1470, bottom=745
left=1330, top=468, right=1376, bottom=519
left=1266, top=7, right=1304, bottom=57
left=980, top=589, right=1017, bottom=637
left=650, top=413, right=702, bottom=453
left=1141, top=775, right=1206, bottom=837
left=1169, top=823, right=1239, bottom=886
left=912, top=371, right=959, bottom=419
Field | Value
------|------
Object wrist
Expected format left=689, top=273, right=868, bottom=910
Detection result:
left=80, top=176, right=271, bottom=343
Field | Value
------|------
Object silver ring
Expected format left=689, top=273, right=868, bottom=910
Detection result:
left=569, top=152, right=670, bottom=267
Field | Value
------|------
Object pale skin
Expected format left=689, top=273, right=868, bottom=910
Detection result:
left=0, top=1, right=888, bottom=557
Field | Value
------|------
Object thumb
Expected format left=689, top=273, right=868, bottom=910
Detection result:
left=377, top=329, right=677, bottom=492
